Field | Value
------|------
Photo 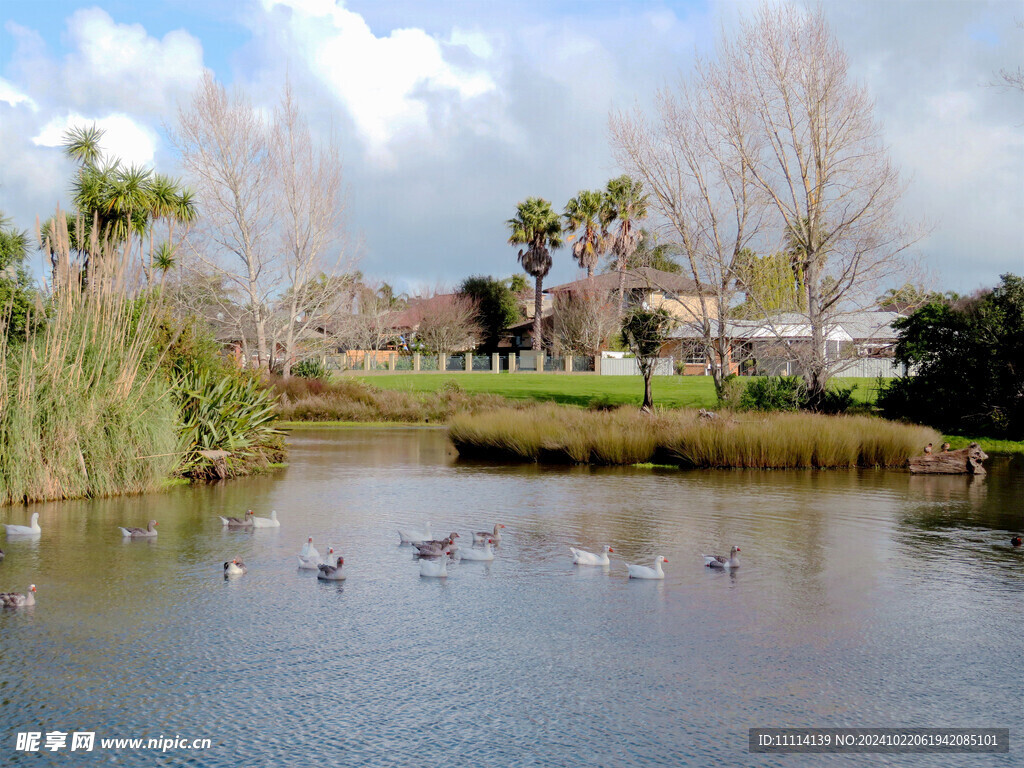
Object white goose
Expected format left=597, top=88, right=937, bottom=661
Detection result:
left=458, top=540, right=495, bottom=561
left=419, top=555, right=448, bottom=578
left=297, top=537, right=323, bottom=569
left=570, top=544, right=614, bottom=566
left=0, top=584, right=36, bottom=607
left=251, top=510, right=280, bottom=528
left=223, top=559, right=246, bottom=576
left=119, top=520, right=158, bottom=538
left=317, top=554, right=346, bottom=581
left=627, top=556, right=668, bottom=580
left=703, top=546, right=740, bottom=569
left=4, top=513, right=41, bottom=536
left=398, top=522, right=432, bottom=545
left=473, top=524, right=505, bottom=545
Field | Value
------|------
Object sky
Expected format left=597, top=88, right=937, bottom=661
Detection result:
left=1, top=0, right=1021, bottom=295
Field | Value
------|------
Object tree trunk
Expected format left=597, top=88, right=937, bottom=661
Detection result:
left=617, top=258, right=627, bottom=314
left=641, top=370, right=654, bottom=412
left=532, top=275, right=544, bottom=351
left=803, top=259, right=827, bottom=407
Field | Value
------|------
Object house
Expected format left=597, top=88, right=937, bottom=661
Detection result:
left=665, top=311, right=904, bottom=376
left=544, top=267, right=708, bottom=323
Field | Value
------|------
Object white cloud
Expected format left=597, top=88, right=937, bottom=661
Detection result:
left=32, top=113, right=158, bottom=167
left=0, top=77, right=36, bottom=109
left=261, top=0, right=496, bottom=156
left=63, top=8, right=205, bottom=115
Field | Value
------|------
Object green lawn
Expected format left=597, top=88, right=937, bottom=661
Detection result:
left=351, top=373, right=883, bottom=410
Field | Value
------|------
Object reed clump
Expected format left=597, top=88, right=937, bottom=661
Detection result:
left=449, top=405, right=940, bottom=469
left=0, top=214, right=180, bottom=504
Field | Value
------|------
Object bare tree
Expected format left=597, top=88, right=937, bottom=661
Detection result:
left=172, top=73, right=279, bottom=370
left=330, top=281, right=397, bottom=358
left=720, top=3, right=917, bottom=404
left=611, top=56, right=770, bottom=397
left=267, top=83, right=351, bottom=377
left=551, top=286, right=619, bottom=356
left=414, top=294, right=481, bottom=356
left=616, top=2, right=916, bottom=402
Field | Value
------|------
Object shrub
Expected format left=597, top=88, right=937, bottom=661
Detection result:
left=739, top=376, right=805, bottom=412
left=292, top=359, right=329, bottom=379
left=175, top=369, right=284, bottom=480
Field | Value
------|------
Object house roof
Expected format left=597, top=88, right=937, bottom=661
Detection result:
left=545, top=267, right=698, bottom=296
left=384, top=294, right=461, bottom=330
left=669, top=311, right=900, bottom=342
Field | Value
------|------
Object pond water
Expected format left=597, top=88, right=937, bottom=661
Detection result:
left=1, top=427, right=1021, bottom=767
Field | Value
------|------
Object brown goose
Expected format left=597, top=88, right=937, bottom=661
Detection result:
left=703, top=546, right=740, bottom=569
left=317, top=555, right=346, bottom=581
left=473, top=524, right=505, bottom=545
left=414, top=534, right=459, bottom=557
left=119, top=520, right=158, bottom=538
left=0, top=584, right=36, bottom=607
left=223, top=559, right=247, bottom=576
left=219, top=510, right=255, bottom=528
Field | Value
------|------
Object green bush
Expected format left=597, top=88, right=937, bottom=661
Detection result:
left=739, top=375, right=805, bottom=412
left=292, top=359, right=329, bottom=379
left=174, top=369, right=284, bottom=480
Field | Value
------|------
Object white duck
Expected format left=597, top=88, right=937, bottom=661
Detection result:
left=251, top=510, right=280, bottom=528
left=570, top=544, right=614, bottom=566
left=0, top=584, right=36, bottom=607
left=627, top=556, right=668, bottom=580
left=419, top=555, right=448, bottom=578
left=473, top=524, right=505, bottom=545
left=458, top=540, right=495, bottom=561
left=4, top=513, right=41, bottom=536
left=317, top=554, right=346, bottom=581
left=223, top=559, right=246, bottom=576
left=219, top=511, right=254, bottom=528
left=703, top=546, right=740, bottom=569
left=297, top=537, right=323, bottom=569
left=397, top=522, right=432, bottom=545
left=119, top=520, right=158, bottom=538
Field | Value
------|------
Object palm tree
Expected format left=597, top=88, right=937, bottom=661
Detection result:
left=507, top=197, right=563, bottom=351
left=59, top=125, right=196, bottom=285
left=602, top=175, right=649, bottom=312
left=562, top=189, right=605, bottom=278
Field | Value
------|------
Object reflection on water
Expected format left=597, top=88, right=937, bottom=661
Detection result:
left=0, top=428, right=1021, bottom=767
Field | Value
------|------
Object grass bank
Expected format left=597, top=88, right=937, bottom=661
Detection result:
left=273, top=376, right=523, bottom=424
left=943, top=434, right=1024, bottom=456
left=353, top=373, right=881, bottom=410
left=449, top=405, right=940, bottom=469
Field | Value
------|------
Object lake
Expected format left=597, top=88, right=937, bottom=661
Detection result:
left=1, top=427, right=1021, bottom=766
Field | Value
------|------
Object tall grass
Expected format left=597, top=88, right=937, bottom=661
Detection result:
left=0, top=213, right=180, bottom=505
left=449, top=405, right=940, bottom=469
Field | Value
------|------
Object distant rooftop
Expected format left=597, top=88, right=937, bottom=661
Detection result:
left=545, top=267, right=698, bottom=296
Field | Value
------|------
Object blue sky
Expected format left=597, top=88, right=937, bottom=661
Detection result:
left=1, top=0, right=1022, bottom=295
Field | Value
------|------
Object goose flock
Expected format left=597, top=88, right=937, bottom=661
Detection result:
left=0, top=506, right=734, bottom=603
left=11, top=503, right=1018, bottom=606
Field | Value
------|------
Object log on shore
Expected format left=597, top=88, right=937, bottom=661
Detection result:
left=908, top=443, right=987, bottom=475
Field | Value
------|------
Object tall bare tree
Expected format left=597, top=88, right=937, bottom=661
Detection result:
left=172, top=73, right=278, bottom=370
left=616, top=2, right=916, bottom=403
left=173, top=75, right=351, bottom=374
left=721, top=3, right=916, bottom=404
left=611, top=58, right=769, bottom=397
left=268, top=83, right=350, bottom=377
